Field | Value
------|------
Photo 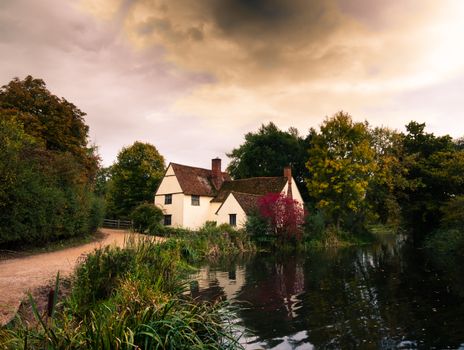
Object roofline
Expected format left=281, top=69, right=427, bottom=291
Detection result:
left=214, top=191, right=262, bottom=215
left=223, top=176, right=285, bottom=182
left=170, top=162, right=228, bottom=175
left=154, top=163, right=172, bottom=196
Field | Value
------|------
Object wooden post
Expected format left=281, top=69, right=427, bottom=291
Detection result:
left=47, top=289, right=55, bottom=318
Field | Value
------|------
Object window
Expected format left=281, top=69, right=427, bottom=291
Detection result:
left=191, top=195, right=200, bottom=206
left=164, top=194, right=172, bottom=205
left=164, top=215, right=172, bottom=226
left=229, top=214, right=237, bottom=227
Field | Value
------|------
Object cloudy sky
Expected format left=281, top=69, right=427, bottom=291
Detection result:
left=1, top=0, right=464, bottom=168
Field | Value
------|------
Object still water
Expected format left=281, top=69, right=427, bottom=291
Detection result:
left=190, top=235, right=464, bottom=349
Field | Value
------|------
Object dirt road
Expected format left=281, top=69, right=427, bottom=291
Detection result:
left=0, top=229, right=142, bottom=325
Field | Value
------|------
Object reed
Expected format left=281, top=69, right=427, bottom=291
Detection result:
left=0, top=225, right=252, bottom=349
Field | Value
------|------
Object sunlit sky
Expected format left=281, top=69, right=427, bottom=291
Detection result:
left=1, top=0, right=464, bottom=168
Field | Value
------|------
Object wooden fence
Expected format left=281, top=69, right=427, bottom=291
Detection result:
left=102, top=219, right=133, bottom=230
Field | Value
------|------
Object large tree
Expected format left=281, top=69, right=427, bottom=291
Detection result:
left=365, top=127, right=415, bottom=227
left=0, top=107, right=103, bottom=245
left=107, top=142, right=165, bottom=218
left=227, top=122, right=311, bottom=201
left=399, top=122, right=464, bottom=240
left=0, top=76, right=98, bottom=180
left=306, top=112, right=377, bottom=229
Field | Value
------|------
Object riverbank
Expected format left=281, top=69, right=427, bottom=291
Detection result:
left=0, top=225, right=254, bottom=349
left=0, top=229, right=140, bottom=326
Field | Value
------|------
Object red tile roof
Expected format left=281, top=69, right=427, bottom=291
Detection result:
left=171, top=163, right=230, bottom=197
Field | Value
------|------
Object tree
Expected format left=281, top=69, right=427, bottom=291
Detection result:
left=305, top=112, right=377, bottom=230
left=0, top=76, right=98, bottom=180
left=257, top=192, right=305, bottom=242
left=94, top=166, right=112, bottom=197
left=227, top=122, right=311, bottom=201
left=0, top=76, right=105, bottom=246
left=107, top=142, right=165, bottom=218
left=399, top=122, right=464, bottom=240
left=0, top=118, right=102, bottom=245
left=365, top=127, right=414, bottom=227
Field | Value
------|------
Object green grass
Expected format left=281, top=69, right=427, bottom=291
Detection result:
left=0, top=225, right=253, bottom=349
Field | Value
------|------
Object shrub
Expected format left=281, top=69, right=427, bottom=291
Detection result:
left=71, top=246, right=136, bottom=312
left=245, top=213, right=273, bottom=244
left=130, top=202, right=163, bottom=233
left=257, top=193, right=306, bottom=242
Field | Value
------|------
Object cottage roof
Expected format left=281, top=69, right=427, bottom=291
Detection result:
left=230, top=192, right=262, bottom=215
left=170, top=163, right=230, bottom=197
left=211, top=177, right=288, bottom=203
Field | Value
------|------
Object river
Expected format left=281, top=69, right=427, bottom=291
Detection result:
left=190, top=235, right=464, bottom=349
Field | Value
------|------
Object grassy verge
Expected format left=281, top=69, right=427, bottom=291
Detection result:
left=0, top=224, right=253, bottom=349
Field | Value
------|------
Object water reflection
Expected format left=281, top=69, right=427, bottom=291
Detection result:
left=190, top=236, right=464, bottom=349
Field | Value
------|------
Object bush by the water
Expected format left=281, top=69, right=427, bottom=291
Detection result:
left=1, top=229, right=253, bottom=349
left=150, top=222, right=255, bottom=259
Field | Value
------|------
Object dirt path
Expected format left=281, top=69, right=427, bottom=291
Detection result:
left=0, top=229, right=150, bottom=326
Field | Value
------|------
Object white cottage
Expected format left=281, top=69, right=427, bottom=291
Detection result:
left=154, top=158, right=303, bottom=229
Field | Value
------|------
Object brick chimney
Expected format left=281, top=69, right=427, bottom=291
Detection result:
left=211, top=158, right=223, bottom=190
left=284, top=166, right=293, bottom=199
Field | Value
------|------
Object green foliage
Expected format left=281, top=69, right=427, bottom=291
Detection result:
left=306, top=112, right=377, bottom=230
left=227, top=122, right=311, bottom=201
left=399, top=122, right=464, bottom=240
left=425, top=228, right=464, bottom=263
left=151, top=225, right=193, bottom=237
left=440, top=195, right=464, bottom=229
left=245, top=213, right=272, bottom=243
left=94, top=166, right=111, bottom=197
left=0, top=77, right=104, bottom=247
left=365, top=127, right=413, bottom=228
left=106, top=142, right=165, bottom=218
left=2, top=234, right=249, bottom=349
left=130, top=202, right=164, bottom=233
left=150, top=223, right=255, bottom=261
left=71, top=246, right=137, bottom=311
left=88, top=195, right=105, bottom=233
left=304, top=209, right=326, bottom=238
left=0, top=76, right=99, bottom=180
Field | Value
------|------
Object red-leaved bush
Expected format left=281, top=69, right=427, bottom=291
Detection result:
left=258, top=193, right=306, bottom=241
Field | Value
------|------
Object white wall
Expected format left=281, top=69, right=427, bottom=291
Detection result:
left=283, top=177, right=304, bottom=205
left=208, top=202, right=221, bottom=223
left=182, top=195, right=215, bottom=229
left=154, top=164, right=184, bottom=227
left=156, top=165, right=182, bottom=194
left=216, top=194, right=247, bottom=229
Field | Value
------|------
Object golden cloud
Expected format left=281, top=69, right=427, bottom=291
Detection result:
left=80, top=0, right=464, bottom=131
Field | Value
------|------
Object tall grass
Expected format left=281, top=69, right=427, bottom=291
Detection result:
left=1, top=225, right=253, bottom=349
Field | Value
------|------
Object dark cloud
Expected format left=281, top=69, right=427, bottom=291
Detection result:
left=212, top=0, right=300, bottom=32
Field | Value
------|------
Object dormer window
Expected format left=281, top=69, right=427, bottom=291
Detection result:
left=191, top=195, right=200, bottom=206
